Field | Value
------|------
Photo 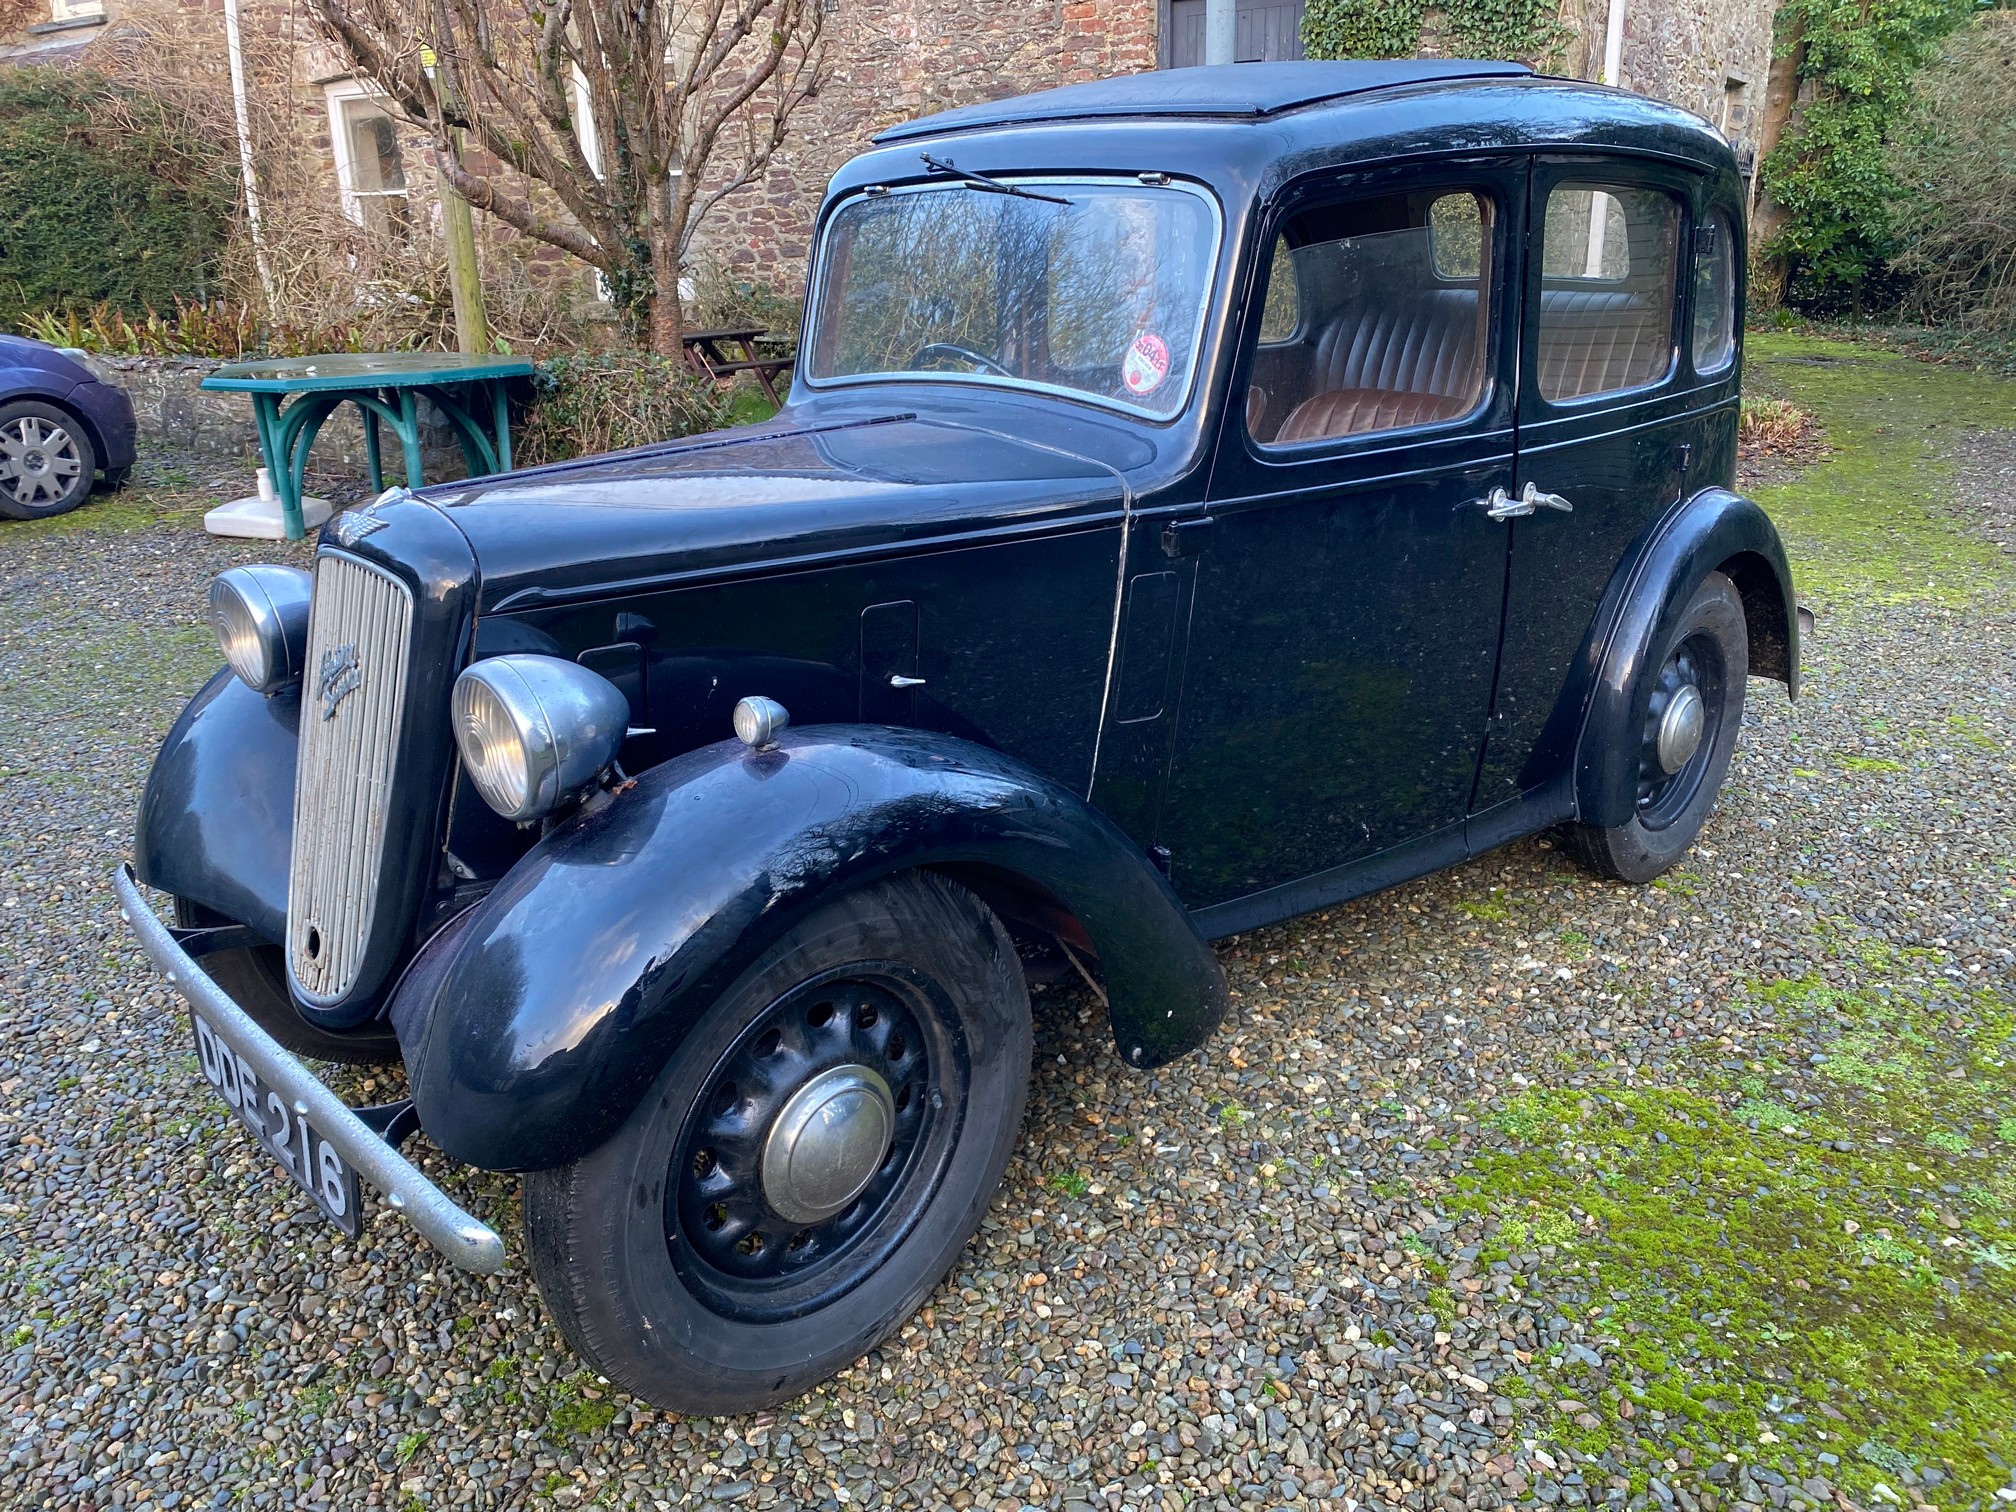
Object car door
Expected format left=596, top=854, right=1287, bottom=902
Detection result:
left=1473, top=158, right=1705, bottom=827
left=1154, top=160, right=1525, bottom=918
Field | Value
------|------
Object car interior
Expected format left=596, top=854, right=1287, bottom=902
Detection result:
left=1245, top=180, right=1683, bottom=447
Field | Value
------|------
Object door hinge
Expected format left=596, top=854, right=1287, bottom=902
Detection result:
left=1161, top=516, right=1215, bottom=558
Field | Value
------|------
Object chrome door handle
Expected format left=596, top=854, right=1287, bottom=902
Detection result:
left=1520, top=481, right=1574, bottom=513
left=1480, top=486, right=1529, bottom=520
left=888, top=674, right=927, bottom=689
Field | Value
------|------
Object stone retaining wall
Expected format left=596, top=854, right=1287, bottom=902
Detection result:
left=82, top=355, right=463, bottom=477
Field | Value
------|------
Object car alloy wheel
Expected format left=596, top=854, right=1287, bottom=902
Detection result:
left=0, top=415, right=83, bottom=509
left=0, top=401, right=97, bottom=521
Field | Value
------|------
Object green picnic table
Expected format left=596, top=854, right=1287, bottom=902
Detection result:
left=201, top=352, right=537, bottom=540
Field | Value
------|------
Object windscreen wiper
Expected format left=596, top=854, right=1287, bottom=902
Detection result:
left=919, top=153, right=1073, bottom=206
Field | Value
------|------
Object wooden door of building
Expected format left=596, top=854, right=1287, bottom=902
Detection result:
left=1163, top=0, right=1307, bottom=66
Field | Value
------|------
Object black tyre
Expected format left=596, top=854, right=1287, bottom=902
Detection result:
left=1564, top=571, right=1748, bottom=884
left=173, top=899, right=401, bottom=1066
left=524, top=870, right=1032, bottom=1415
left=0, top=400, right=96, bottom=520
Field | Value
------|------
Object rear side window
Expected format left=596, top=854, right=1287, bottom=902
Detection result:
left=1244, top=188, right=1495, bottom=448
left=1691, top=213, right=1737, bottom=374
left=1535, top=183, right=1681, bottom=402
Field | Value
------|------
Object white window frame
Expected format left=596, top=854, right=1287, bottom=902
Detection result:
left=49, top=0, right=106, bottom=20
left=571, top=73, right=692, bottom=303
left=325, top=79, right=411, bottom=228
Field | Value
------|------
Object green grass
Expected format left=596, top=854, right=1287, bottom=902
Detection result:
left=1744, top=332, right=2016, bottom=605
left=1456, top=977, right=2016, bottom=1501
left=2, top=474, right=224, bottom=542
left=725, top=387, right=781, bottom=427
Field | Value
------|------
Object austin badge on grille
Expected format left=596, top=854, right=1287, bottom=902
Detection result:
left=319, top=643, right=361, bottom=721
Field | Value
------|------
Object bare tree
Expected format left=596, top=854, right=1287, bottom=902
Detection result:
left=306, top=0, right=824, bottom=352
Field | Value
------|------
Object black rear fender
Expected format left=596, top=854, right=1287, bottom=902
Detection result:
left=1575, top=487, right=1798, bottom=829
left=395, top=726, right=1229, bottom=1172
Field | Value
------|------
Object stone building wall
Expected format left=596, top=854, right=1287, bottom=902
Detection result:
left=693, top=0, right=1158, bottom=293
left=1615, top=0, right=1777, bottom=180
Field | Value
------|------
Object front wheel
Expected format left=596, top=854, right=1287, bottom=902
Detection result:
left=0, top=400, right=96, bottom=520
left=1564, top=570, right=1749, bottom=884
left=524, top=870, right=1032, bottom=1415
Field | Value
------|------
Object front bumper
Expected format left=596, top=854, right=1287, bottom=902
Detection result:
left=113, top=863, right=506, bottom=1273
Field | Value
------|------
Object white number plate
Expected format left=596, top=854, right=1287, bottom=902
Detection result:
left=190, top=1010, right=363, bottom=1238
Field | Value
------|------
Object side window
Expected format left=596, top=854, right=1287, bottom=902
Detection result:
left=1256, top=238, right=1299, bottom=344
left=1245, top=188, right=1494, bottom=449
left=1691, top=212, right=1737, bottom=374
left=1535, top=183, right=1681, bottom=402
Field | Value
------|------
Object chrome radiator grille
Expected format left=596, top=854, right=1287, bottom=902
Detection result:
left=287, top=551, right=414, bottom=1004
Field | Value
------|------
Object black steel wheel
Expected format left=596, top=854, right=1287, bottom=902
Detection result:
left=523, top=871, right=1031, bottom=1415
left=669, top=966, right=964, bottom=1321
left=0, top=400, right=96, bottom=521
left=1565, top=571, right=1748, bottom=884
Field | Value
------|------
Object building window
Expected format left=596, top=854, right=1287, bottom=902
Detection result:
left=326, top=83, right=412, bottom=241
left=48, top=0, right=106, bottom=20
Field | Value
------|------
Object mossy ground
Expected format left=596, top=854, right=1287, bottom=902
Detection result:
left=1456, top=974, right=2016, bottom=1503
left=1454, top=338, right=2016, bottom=1506
left=1742, top=333, right=2014, bottom=605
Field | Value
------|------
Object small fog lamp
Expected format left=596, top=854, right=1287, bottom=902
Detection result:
left=733, top=696, right=790, bottom=750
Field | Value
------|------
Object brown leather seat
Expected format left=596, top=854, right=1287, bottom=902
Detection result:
left=1535, top=288, right=1669, bottom=399
left=1260, top=287, right=1482, bottom=445
left=1275, top=387, right=1470, bottom=444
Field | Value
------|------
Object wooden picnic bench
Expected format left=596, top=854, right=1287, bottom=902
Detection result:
left=681, top=324, right=795, bottom=406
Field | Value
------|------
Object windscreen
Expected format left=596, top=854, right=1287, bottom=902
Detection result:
left=806, top=179, right=1219, bottom=418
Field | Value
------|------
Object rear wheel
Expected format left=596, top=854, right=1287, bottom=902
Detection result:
left=172, top=899, right=401, bottom=1065
left=1564, top=571, right=1748, bottom=884
left=0, top=400, right=96, bottom=520
left=524, top=870, right=1032, bottom=1415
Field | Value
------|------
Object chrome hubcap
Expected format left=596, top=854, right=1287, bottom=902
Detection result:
left=760, top=1064, right=896, bottom=1224
left=0, top=417, right=83, bottom=507
left=1655, top=682, right=1706, bottom=774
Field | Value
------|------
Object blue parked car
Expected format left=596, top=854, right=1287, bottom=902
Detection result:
left=0, top=334, right=138, bottom=519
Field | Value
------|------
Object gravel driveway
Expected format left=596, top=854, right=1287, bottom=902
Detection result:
left=4, top=336, right=2013, bottom=1512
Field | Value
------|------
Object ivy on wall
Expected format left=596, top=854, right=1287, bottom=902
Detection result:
left=1761, top=0, right=1982, bottom=309
left=1302, top=0, right=1571, bottom=67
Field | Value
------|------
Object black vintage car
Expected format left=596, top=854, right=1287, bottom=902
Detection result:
left=119, top=60, right=1797, bottom=1414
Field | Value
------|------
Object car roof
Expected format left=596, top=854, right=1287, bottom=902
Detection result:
left=874, top=60, right=1536, bottom=142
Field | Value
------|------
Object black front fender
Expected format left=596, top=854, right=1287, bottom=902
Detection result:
left=133, top=668, right=296, bottom=942
left=397, top=726, right=1229, bottom=1172
left=1576, top=487, right=1799, bottom=829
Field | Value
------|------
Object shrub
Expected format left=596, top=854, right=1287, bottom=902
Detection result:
left=1889, top=8, right=2016, bottom=335
left=0, top=69, right=236, bottom=323
left=17, top=299, right=417, bottom=361
left=1761, top=0, right=1977, bottom=312
left=514, top=354, right=734, bottom=466
left=1738, top=396, right=1817, bottom=452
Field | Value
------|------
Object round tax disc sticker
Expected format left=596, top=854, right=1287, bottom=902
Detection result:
left=1121, top=331, right=1171, bottom=397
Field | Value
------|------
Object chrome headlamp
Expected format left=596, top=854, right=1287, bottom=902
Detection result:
left=207, top=565, right=313, bottom=695
left=451, top=654, right=631, bottom=822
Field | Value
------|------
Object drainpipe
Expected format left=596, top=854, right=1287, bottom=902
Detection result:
left=1582, top=0, right=1628, bottom=274
left=1599, top=0, right=1627, bottom=87
left=222, top=0, right=275, bottom=306
left=1205, top=0, right=1235, bottom=66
